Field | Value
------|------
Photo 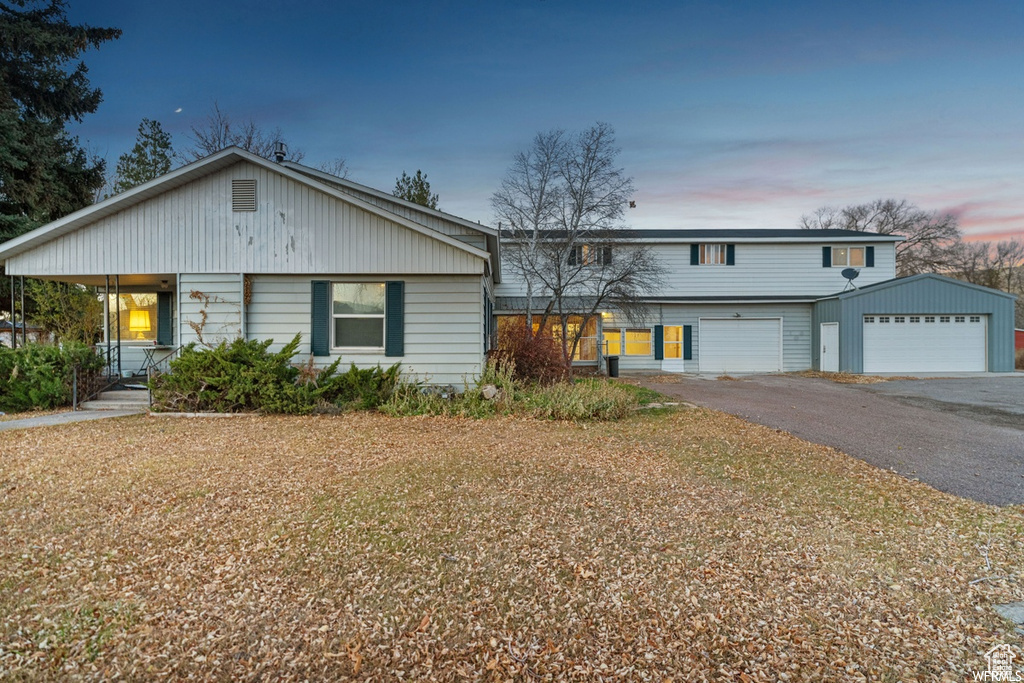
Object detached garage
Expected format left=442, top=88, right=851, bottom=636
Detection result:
left=813, top=274, right=1017, bottom=373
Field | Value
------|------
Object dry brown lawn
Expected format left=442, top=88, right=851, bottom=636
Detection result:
left=0, top=410, right=1021, bottom=681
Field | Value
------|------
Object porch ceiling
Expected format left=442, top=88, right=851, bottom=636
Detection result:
left=26, top=274, right=177, bottom=288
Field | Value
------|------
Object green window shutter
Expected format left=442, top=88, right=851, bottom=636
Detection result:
left=654, top=325, right=664, bottom=360
left=683, top=325, right=693, bottom=360
left=385, top=281, right=405, bottom=357
left=822, top=246, right=832, bottom=268
left=865, top=246, right=875, bottom=267
left=156, top=292, right=173, bottom=346
left=726, top=244, right=736, bottom=266
left=310, top=280, right=330, bottom=356
left=690, top=244, right=700, bottom=265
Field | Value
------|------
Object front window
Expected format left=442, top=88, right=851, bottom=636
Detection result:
left=602, top=327, right=652, bottom=356
left=664, top=326, right=683, bottom=359
left=624, top=328, right=652, bottom=355
left=832, top=246, right=865, bottom=267
left=333, top=283, right=385, bottom=348
left=109, top=293, right=157, bottom=341
left=496, top=315, right=597, bottom=362
left=700, top=243, right=727, bottom=265
left=602, top=328, right=621, bottom=356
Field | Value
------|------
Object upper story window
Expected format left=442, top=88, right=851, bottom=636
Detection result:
left=832, top=246, right=865, bottom=267
left=691, top=243, right=735, bottom=266
left=824, top=245, right=873, bottom=268
left=701, top=244, right=727, bottom=265
left=568, top=245, right=612, bottom=267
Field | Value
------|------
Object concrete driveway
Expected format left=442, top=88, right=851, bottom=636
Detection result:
left=639, top=374, right=1024, bottom=506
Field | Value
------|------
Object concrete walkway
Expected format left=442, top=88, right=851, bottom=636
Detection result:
left=0, top=410, right=144, bottom=432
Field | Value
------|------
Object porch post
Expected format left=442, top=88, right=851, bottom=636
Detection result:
left=19, top=276, right=25, bottom=345
left=9, top=275, right=14, bottom=350
left=114, top=275, right=121, bottom=377
left=103, top=274, right=111, bottom=376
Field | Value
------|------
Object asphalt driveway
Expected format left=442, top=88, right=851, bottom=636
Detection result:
left=640, top=374, right=1024, bottom=506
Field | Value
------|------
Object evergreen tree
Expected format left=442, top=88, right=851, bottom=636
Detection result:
left=394, top=170, right=439, bottom=209
left=112, top=118, right=174, bottom=194
left=0, top=0, right=121, bottom=242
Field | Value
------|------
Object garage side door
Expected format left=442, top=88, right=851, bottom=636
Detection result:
left=863, top=314, right=987, bottom=372
left=699, top=318, right=782, bottom=373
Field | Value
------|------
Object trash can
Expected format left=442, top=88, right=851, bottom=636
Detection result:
left=606, top=355, right=619, bottom=378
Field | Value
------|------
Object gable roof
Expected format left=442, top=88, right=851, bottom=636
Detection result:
left=820, top=272, right=1018, bottom=302
left=0, top=147, right=492, bottom=268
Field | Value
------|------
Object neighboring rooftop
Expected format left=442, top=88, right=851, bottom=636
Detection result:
left=499, top=228, right=904, bottom=242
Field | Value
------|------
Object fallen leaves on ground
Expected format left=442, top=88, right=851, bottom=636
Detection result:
left=0, top=410, right=1021, bottom=681
left=795, top=370, right=924, bottom=384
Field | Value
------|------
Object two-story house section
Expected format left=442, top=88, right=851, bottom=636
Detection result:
left=494, top=229, right=1018, bottom=374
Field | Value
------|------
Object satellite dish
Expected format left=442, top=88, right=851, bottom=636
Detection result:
left=841, top=267, right=860, bottom=291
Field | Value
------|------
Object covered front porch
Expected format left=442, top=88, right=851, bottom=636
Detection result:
left=28, top=272, right=179, bottom=379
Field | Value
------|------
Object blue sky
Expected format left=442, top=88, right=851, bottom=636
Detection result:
left=66, top=0, right=1024, bottom=240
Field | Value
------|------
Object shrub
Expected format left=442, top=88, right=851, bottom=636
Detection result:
left=150, top=335, right=315, bottom=413
left=491, top=322, right=569, bottom=383
left=1016, top=348, right=1024, bottom=371
left=381, top=360, right=642, bottom=422
left=149, top=334, right=402, bottom=413
left=525, top=378, right=638, bottom=421
left=319, top=363, right=402, bottom=410
left=0, top=342, right=103, bottom=412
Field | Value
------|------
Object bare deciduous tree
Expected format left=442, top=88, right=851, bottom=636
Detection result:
left=316, top=157, right=349, bottom=179
left=492, top=123, right=665, bottom=364
left=947, top=238, right=1024, bottom=326
left=800, top=199, right=961, bottom=276
left=182, top=102, right=304, bottom=162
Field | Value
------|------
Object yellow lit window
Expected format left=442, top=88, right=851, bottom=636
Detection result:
left=624, top=328, right=652, bottom=356
left=603, top=328, right=621, bottom=356
left=664, top=325, right=683, bottom=359
left=109, top=293, right=157, bottom=342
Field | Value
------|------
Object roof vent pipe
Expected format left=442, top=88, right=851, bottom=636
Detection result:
left=273, top=141, right=287, bottom=163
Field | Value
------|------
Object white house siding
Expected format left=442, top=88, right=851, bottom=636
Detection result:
left=247, top=274, right=485, bottom=386
left=297, top=174, right=489, bottom=251
left=5, top=161, right=484, bottom=278
left=603, top=303, right=812, bottom=373
left=650, top=243, right=895, bottom=296
left=179, top=273, right=243, bottom=347
left=494, top=241, right=896, bottom=300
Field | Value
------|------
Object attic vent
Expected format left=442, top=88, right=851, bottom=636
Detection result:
left=232, top=179, right=257, bottom=211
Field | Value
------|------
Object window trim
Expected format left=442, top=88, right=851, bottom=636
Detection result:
left=331, top=282, right=386, bottom=351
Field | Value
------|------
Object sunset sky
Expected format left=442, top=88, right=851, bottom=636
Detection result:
left=67, top=0, right=1024, bottom=241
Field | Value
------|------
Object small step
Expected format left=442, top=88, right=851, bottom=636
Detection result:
left=80, top=400, right=148, bottom=412
left=80, top=389, right=149, bottom=412
left=96, top=390, right=149, bottom=402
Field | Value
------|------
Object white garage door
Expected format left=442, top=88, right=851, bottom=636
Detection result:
left=699, top=318, right=782, bottom=373
left=863, top=314, right=987, bottom=372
